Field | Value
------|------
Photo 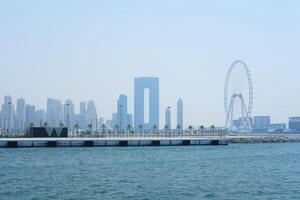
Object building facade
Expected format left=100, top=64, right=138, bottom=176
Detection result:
left=46, top=98, right=63, bottom=127
left=16, top=98, right=26, bottom=131
left=134, top=77, right=159, bottom=130
left=165, top=106, right=171, bottom=129
left=289, top=117, right=300, bottom=131
left=253, top=116, right=271, bottom=132
left=177, top=98, right=183, bottom=129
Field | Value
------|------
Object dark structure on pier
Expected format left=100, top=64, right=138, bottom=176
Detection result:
left=29, top=127, right=68, bottom=138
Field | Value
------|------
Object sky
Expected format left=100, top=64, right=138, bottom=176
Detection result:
left=1, top=0, right=300, bottom=127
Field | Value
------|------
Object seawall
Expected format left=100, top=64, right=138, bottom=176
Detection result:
left=228, top=134, right=300, bottom=144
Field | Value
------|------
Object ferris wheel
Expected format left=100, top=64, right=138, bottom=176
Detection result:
left=224, top=60, right=253, bottom=133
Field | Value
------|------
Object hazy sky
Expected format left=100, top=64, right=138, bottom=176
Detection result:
left=1, top=0, right=300, bottom=127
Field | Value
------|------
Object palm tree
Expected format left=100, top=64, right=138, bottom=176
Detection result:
left=43, top=121, right=48, bottom=127
left=74, top=123, right=80, bottom=136
left=152, top=125, right=158, bottom=134
left=138, top=124, right=143, bottom=134
left=101, top=124, right=106, bottom=134
left=199, top=125, right=205, bottom=135
left=59, top=121, right=65, bottom=128
left=210, top=125, right=215, bottom=137
left=188, top=125, right=193, bottom=134
left=114, top=124, right=119, bottom=134
left=29, top=122, right=35, bottom=130
left=127, top=124, right=132, bottom=135
left=164, top=125, right=169, bottom=134
left=176, top=125, right=181, bottom=134
left=87, top=124, right=93, bottom=135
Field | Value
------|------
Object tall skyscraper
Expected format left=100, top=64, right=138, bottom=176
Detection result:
left=25, top=104, right=36, bottom=127
left=177, top=98, right=183, bottom=129
left=16, top=98, right=26, bottom=131
left=87, top=100, right=97, bottom=131
left=79, top=101, right=87, bottom=129
left=134, top=77, right=159, bottom=130
left=117, top=95, right=128, bottom=131
left=112, top=95, right=133, bottom=131
left=165, top=106, right=171, bottom=129
left=63, top=100, right=75, bottom=130
left=1, top=95, right=15, bottom=132
left=46, top=98, right=63, bottom=127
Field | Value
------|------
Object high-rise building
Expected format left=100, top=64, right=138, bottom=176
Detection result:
left=79, top=101, right=87, bottom=129
left=117, top=95, right=128, bottom=131
left=127, top=114, right=133, bottom=128
left=87, top=100, right=97, bottom=131
left=177, top=98, right=183, bottom=129
left=63, top=100, right=75, bottom=130
left=289, top=117, right=300, bottom=131
left=1, top=95, right=15, bottom=132
left=16, top=98, right=26, bottom=131
left=253, top=116, right=271, bottom=132
left=134, top=77, right=159, bottom=130
left=25, top=104, right=36, bottom=127
left=99, top=117, right=105, bottom=127
left=165, top=106, right=171, bottom=129
left=111, top=95, right=133, bottom=131
left=46, top=98, right=63, bottom=127
left=35, top=109, right=46, bottom=127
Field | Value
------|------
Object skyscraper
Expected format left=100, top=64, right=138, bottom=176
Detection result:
left=165, top=106, right=171, bottom=129
left=177, top=98, right=183, bottom=129
left=87, top=100, right=97, bottom=131
left=35, top=109, right=46, bottom=127
left=63, top=100, right=75, bottom=130
left=46, top=98, right=63, bottom=127
left=79, top=101, right=87, bottom=129
left=117, top=95, right=128, bottom=131
left=16, top=98, right=26, bottom=131
left=1, top=95, right=15, bottom=132
left=112, top=95, right=133, bottom=131
left=134, top=77, right=159, bottom=130
left=25, top=104, right=36, bottom=127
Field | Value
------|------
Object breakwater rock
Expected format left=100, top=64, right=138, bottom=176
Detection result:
left=228, top=134, right=300, bottom=144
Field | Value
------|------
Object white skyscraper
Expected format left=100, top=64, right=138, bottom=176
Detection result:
left=46, top=98, right=63, bottom=127
left=87, top=100, right=97, bottom=131
left=16, top=98, right=26, bottom=131
left=177, top=98, right=183, bottom=129
left=79, top=101, right=87, bottom=129
left=165, top=106, right=171, bottom=129
left=1, top=95, right=15, bottom=132
left=117, top=95, right=128, bottom=131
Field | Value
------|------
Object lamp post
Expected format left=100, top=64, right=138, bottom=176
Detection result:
left=7, top=102, right=12, bottom=135
left=119, top=105, right=123, bottom=134
left=66, top=103, right=70, bottom=136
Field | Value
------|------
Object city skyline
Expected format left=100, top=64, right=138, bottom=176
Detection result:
left=1, top=75, right=300, bottom=133
left=1, top=1, right=300, bottom=126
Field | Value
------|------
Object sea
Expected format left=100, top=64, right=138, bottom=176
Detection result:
left=0, top=143, right=300, bottom=200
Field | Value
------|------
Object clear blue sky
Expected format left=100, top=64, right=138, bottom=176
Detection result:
left=1, top=0, right=300, bottom=127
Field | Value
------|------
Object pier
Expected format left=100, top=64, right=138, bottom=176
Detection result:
left=0, top=134, right=228, bottom=148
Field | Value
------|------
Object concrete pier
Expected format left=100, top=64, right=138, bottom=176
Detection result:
left=0, top=136, right=228, bottom=148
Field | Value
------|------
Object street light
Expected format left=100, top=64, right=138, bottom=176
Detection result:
left=119, top=105, right=123, bottom=134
